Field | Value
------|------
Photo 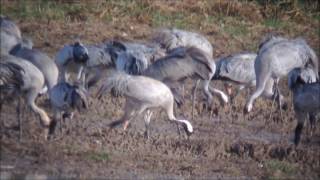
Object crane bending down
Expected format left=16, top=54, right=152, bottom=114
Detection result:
left=50, top=82, right=89, bottom=134
left=105, top=40, right=165, bottom=75
left=55, top=41, right=113, bottom=88
left=10, top=43, right=59, bottom=94
left=0, top=54, right=54, bottom=139
left=143, top=46, right=228, bottom=119
left=0, top=15, right=32, bottom=55
left=96, top=72, right=193, bottom=138
left=56, top=40, right=164, bottom=89
left=152, top=28, right=213, bottom=57
left=245, top=36, right=319, bottom=113
left=0, top=15, right=21, bottom=38
left=288, top=67, right=319, bottom=145
left=213, top=52, right=257, bottom=102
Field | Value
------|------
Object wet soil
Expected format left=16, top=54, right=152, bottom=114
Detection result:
left=1, top=79, right=319, bottom=179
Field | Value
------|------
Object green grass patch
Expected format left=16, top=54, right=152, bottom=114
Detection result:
left=263, top=18, right=287, bottom=29
left=152, top=11, right=191, bottom=29
left=1, top=1, right=89, bottom=21
left=224, top=24, right=249, bottom=37
left=86, top=151, right=110, bottom=162
left=312, top=14, right=320, bottom=22
left=265, top=159, right=297, bottom=179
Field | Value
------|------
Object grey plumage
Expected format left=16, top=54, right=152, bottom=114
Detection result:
left=105, top=40, right=165, bottom=75
left=245, top=36, right=319, bottom=113
left=55, top=41, right=113, bottom=88
left=287, top=68, right=319, bottom=145
left=116, top=51, right=148, bottom=75
left=288, top=67, right=318, bottom=90
left=214, top=52, right=257, bottom=85
left=50, top=82, right=89, bottom=133
left=0, top=61, right=25, bottom=97
left=1, top=30, right=20, bottom=54
left=56, top=40, right=163, bottom=86
left=106, top=40, right=164, bottom=62
left=73, top=42, right=89, bottom=63
left=50, top=82, right=88, bottom=112
left=85, top=44, right=113, bottom=67
left=143, top=46, right=228, bottom=108
left=212, top=52, right=257, bottom=102
left=0, top=16, right=32, bottom=55
left=152, top=28, right=213, bottom=57
left=144, top=46, right=214, bottom=81
left=0, top=54, right=53, bottom=139
left=10, top=43, right=59, bottom=91
left=258, top=34, right=288, bottom=54
left=0, top=15, right=21, bottom=38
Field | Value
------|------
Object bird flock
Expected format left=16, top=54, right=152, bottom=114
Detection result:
left=0, top=15, right=319, bottom=145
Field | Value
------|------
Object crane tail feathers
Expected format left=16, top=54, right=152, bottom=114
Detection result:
left=0, top=61, right=25, bottom=94
left=96, top=72, right=130, bottom=99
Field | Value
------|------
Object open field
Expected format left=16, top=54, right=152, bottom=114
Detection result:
left=1, top=0, right=319, bottom=179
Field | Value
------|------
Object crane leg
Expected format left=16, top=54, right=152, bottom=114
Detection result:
left=143, top=110, right=153, bottom=139
left=108, top=105, right=136, bottom=130
left=16, top=98, right=22, bottom=141
left=203, top=80, right=213, bottom=111
left=0, top=103, right=4, bottom=128
left=268, top=80, right=277, bottom=123
left=276, top=84, right=283, bottom=123
left=181, top=84, right=185, bottom=100
left=268, top=94, right=276, bottom=123
left=309, top=113, right=316, bottom=137
left=123, top=110, right=138, bottom=131
left=59, top=116, right=63, bottom=134
left=176, top=123, right=182, bottom=136
left=192, top=80, right=200, bottom=121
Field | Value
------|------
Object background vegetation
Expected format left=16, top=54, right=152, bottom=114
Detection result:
left=1, top=0, right=319, bottom=56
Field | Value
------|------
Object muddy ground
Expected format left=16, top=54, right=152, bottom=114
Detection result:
left=1, top=1, right=320, bottom=179
left=3, top=78, right=320, bottom=179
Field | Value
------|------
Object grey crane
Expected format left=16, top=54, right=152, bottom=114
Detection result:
left=1, top=29, right=20, bottom=54
left=288, top=67, right=318, bottom=86
left=213, top=52, right=258, bottom=102
left=105, top=40, right=166, bottom=62
left=55, top=41, right=89, bottom=82
left=288, top=67, right=319, bottom=145
left=0, top=15, right=21, bottom=38
left=55, top=41, right=113, bottom=88
left=96, top=71, right=193, bottom=138
left=107, top=42, right=149, bottom=75
left=0, top=54, right=54, bottom=140
left=142, top=46, right=228, bottom=119
left=0, top=16, right=32, bottom=54
left=152, top=28, right=213, bottom=57
left=55, top=40, right=164, bottom=88
left=105, top=40, right=165, bottom=75
left=257, top=33, right=288, bottom=54
left=245, top=36, right=319, bottom=113
left=50, top=81, right=89, bottom=134
left=10, top=43, right=59, bottom=93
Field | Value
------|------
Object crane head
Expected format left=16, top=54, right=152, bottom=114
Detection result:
left=71, top=85, right=89, bottom=111
left=73, top=42, right=89, bottom=64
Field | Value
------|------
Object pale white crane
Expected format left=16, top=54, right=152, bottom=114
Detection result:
left=96, top=72, right=193, bottom=138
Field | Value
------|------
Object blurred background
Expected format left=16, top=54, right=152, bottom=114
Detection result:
left=1, top=0, right=319, bottom=57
